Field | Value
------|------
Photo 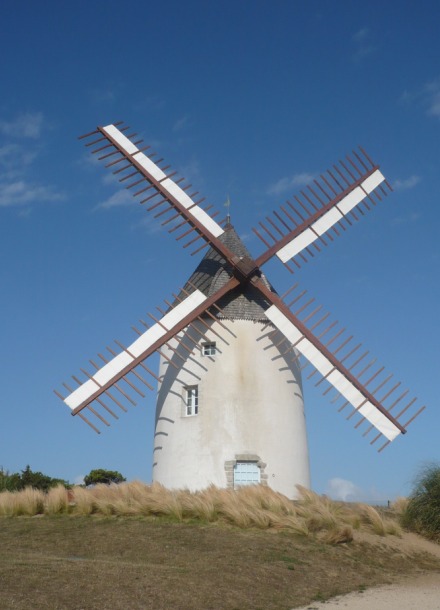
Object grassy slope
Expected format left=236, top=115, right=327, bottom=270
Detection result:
left=1, top=516, right=439, bottom=610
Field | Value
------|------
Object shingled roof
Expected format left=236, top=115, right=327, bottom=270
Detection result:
left=184, top=224, right=276, bottom=322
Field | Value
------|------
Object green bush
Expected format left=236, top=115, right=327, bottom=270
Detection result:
left=401, top=463, right=440, bottom=541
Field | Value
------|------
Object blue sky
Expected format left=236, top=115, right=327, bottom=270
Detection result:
left=0, top=1, right=439, bottom=501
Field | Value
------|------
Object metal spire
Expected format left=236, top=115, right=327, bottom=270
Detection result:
left=224, top=194, right=231, bottom=225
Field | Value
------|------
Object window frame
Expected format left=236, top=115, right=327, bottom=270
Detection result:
left=233, top=461, right=261, bottom=489
left=184, top=385, right=199, bottom=416
left=202, top=341, right=216, bottom=357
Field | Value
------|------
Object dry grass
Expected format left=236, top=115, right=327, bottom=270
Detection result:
left=44, top=485, right=69, bottom=515
left=0, top=482, right=405, bottom=544
left=392, top=496, right=410, bottom=515
left=358, top=504, right=402, bottom=537
left=0, top=515, right=439, bottom=610
left=0, top=487, right=45, bottom=516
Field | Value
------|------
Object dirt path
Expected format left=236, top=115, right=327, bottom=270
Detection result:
left=294, top=533, right=440, bottom=610
left=293, top=572, right=440, bottom=609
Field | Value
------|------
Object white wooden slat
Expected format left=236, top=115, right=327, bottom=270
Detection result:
left=326, top=370, right=400, bottom=441
left=94, top=351, right=134, bottom=386
left=190, top=207, right=225, bottom=238
left=134, top=152, right=166, bottom=181
left=161, top=289, right=207, bottom=329
left=326, top=370, right=365, bottom=408
left=64, top=289, right=208, bottom=411
left=161, top=178, right=196, bottom=209
left=277, top=228, right=316, bottom=263
left=266, top=306, right=333, bottom=375
left=298, top=338, right=334, bottom=376
left=64, top=379, right=99, bottom=410
left=160, top=180, right=224, bottom=237
left=312, top=207, right=343, bottom=236
left=358, top=401, right=401, bottom=441
left=102, top=125, right=138, bottom=155
left=362, top=169, right=385, bottom=194
left=337, top=186, right=364, bottom=215
left=265, top=305, right=304, bottom=344
left=128, top=325, right=165, bottom=359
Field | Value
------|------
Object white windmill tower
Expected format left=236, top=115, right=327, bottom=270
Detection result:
left=55, top=121, right=426, bottom=499
left=153, top=223, right=310, bottom=497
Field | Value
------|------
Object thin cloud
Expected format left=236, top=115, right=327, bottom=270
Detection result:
left=352, top=27, right=368, bottom=43
left=178, top=158, right=203, bottom=186
left=0, top=112, right=64, bottom=211
left=89, top=88, right=116, bottom=104
left=422, top=79, right=440, bottom=117
left=18, top=207, right=32, bottom=218
left=102, top=171, right=120, bottom=186
left=0, top=143, right=37, bottom=173
left=326, top=478, right=388, bottom=504
left=400, top=77, right=440, bottom=119
left=173, top=115, right=190, bottom=132
left=134, top=214, right=165, bottom=234
left=96, top=190, right=134, bottom=209
left=326, top=477, right=363, bottom=502
left=0, top=180, right=64, bottom=207
left=351, top=27, right=375, bottom=61
left=267, top=172, right=315, bottom=196
left=426, top=83, right=440, bottom=117
left=393, top=175, right=421, bottom=191
left=0, top=112, right=43, bottom=139
left=428, top=94, right=440, bottom=117
left=391, top=212, right=420, bottom=225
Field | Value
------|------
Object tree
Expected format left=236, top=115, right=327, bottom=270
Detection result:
left=84, top=469, right=126, bottom=486
left=0, top=468, right=21, bottom=492
left=0, top=465, right=68, bottom=492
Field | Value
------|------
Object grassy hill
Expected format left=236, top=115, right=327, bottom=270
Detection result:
left=1, top=484, right=439, bottom=610
left=1, top=518, right=439, bottom=610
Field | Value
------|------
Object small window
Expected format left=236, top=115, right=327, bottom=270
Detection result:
left=202, top=342, right=216, bottom=356
left=233, top=462, right=261, bottom=489
left=184, top=385, right=198, bottom=416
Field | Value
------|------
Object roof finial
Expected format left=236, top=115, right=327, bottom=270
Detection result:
left=224, top=194, right=231, bottom=226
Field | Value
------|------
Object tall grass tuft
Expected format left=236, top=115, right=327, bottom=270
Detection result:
left=70, top=486, right=96, bottom=515
left=0, top=488, right=45, bottom=516
left=391, top=496, right=409, bottom=515
left=358, top=504, right=387, bottom=535
left=45, top=485, right=69, bottom=515
left=0, top=491, right=17, bottom=516
left=401, top=463, right=440, bottom=541
left=0, top=482, right=405, bottom=544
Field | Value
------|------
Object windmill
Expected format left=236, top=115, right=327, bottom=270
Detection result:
left=55, top=121, right=426, bottom=499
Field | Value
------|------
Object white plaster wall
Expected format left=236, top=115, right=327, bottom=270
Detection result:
left=153, top=318, right=310, bottom=499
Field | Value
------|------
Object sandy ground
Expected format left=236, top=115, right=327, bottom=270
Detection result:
left=293, top=573, right=440, bottom=609
left=294, top=532, right=440, bottom=610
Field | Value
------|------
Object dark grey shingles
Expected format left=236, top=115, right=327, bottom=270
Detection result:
left=183, top=225, right=276, bottom=321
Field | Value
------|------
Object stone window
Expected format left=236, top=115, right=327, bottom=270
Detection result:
left=224, top=454, right=268, bottom=489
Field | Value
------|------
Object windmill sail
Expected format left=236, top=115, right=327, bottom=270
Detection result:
left=251, top=278, right=424, bottom=450
left=79, top=123, right=245, bottom=266
left=253, top=148, right=391, bottom=271
left=56, top=277, right=239, bottom=428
